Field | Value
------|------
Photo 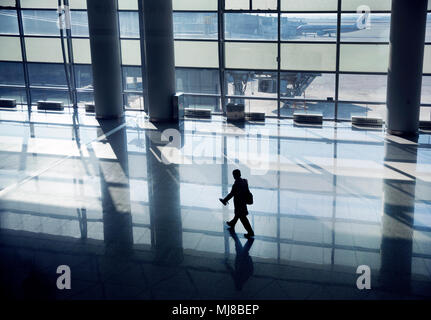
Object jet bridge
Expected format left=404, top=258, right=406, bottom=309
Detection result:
left=280, top=72, right=321, bottom=98
left=256, top=72, right=321, bottom=97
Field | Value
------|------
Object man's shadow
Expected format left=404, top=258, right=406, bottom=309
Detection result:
left=225, top=228, right=255, bottom=291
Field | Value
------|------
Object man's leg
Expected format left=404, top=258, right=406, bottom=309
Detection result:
left=239, top=216, right=254, bottom=236
left=228, top=214, right=239, bottom=227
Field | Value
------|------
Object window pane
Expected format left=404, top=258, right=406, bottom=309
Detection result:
left=175, top=41, right=219, bottom=68
left=173, top=0, right=217, bottom=11
left=225, top=70, right=277, bottom=98
left=281, top=43, right=336, bottom=71
left=280, top=100, right=335, bottom=119
left=31, top=88, right=70, bottom=105
left=228, top=98, right=277, bottom=117
left=183, top=95, right=220, bottom=112
left=420, top=107, right=431, bottom=121
left=176, top=68, right=220, bottom=94
left=28, top=63, right=67, bottom=88
left=341, top=0, right=392, bottom=11
left=69, top=0, right=87, bottom=10
left=118, top=0, right=138, bottom=10
left=21, top=0, right=57, bottom=9
left=338, top=74, right=387, bottom=102
left=0, top=62, right=24, bottom=85
left=225, top=0, right=249, bottom=10
left=340, top=13, right=390, bottom=42
left=281, top=14, right=337, bottom=41
left=125, top=93, right=144, bottom=110
left=119, top=11, right=139, bottom=38
left=72, top=38, right=91, bottom=64
left=0, top=36, right=22, bottom=61
left=281, top=0, right=338, bottom=11
left=338, top=103, right=386, bottom=120
left=427, top=13, right=431, bottom=43
left=123, top=66, right=142, bottom=91
left=253, top=0, right=277, bottom=10
left=74, top=64, right=93, bottom=89
left=422, top=76, right=431, bottom=104
left=340, top=44, right=389, bottom=72
left=174, top=12, right=217, bottom=40
left=25, top=37, right=64, bottom=63
left=0, top=87, right=27, bottom=104
left=0, top=10, right=18, bottom=34
left=71, top=11, right=89, bottom=37
left=280, top=72, right=335, bottom=100
left=77, top=91, right=93, bottom=105
left=0, top=0, right=16, bottom=7
left=22, top=10, right=59, bottom=36
left=424, top=45, right=431, bottom=73
left=225, top=42, right=277, bottom=69
left=121, top=39, right=141, bottom=65
left=225, top=13, right=277, bottom=41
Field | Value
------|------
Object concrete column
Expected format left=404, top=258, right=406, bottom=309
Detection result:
left=143, top=0, right=176, bottom=122
left=87, top=0, right=123, bottom=119
left=386, top=0, right=428, bottom=136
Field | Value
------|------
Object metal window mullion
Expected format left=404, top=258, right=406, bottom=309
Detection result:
left=174, top=38, right=220, bottom=42
left=16, top=0, right=31, bottom=110
left=223, top=39, right=278, bottom=43
left=173, top=10, right=217, bottom=13
left=280, top=40, right=337, bottom=44
left=224, top=9, right=279, bottom=13
left=138, top=0, right=149, bottom=112
left=218, top=0, right=226, bottom=113
left=277, top=0, right=281, bottom=117
left=334, top=0, right=342, bottom=121
left=116, top=6, right=126, bottom=109
left=63, top=0, right=77, bottom=108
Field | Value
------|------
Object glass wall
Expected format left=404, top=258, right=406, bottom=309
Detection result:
left=337, top=2, right=389, bottom=119
left=173, top=1, right=220, bottom=112
left=1, top=0, right=430, bottom=119
left=0, top=2, right=25, bottom=104
left=0, top=0, right=143, bottom=110
left=423, top=10, right=431, bottom=121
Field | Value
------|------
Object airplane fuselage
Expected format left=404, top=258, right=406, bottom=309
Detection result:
left=296, top=23, right=360, bottom=37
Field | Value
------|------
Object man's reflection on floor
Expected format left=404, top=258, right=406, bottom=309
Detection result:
left=225, top=228, right=254, bottom=291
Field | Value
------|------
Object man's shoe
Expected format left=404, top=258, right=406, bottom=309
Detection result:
left=244, top=233, right=254, bottom=239
left=226, top=221, right=235, bottom=228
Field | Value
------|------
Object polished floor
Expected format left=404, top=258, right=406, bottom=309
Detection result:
left=0, top=107, right=430, bottom=300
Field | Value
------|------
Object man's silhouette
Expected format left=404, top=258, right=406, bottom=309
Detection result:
left=219, top=169, right=255, bottom=238
left=225, top=228, right=254, bottom=291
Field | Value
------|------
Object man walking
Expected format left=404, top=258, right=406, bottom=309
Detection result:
left=219, top=169, right=255, bottom=239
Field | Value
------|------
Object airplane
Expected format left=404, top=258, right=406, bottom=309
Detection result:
left=296, top=12, right=370, bottom=38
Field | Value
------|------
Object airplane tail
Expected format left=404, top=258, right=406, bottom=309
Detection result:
left=355, top=12, right=370, bottom=30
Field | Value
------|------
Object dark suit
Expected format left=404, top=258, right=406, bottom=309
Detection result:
left=223, top=178, right=254, bottom=235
